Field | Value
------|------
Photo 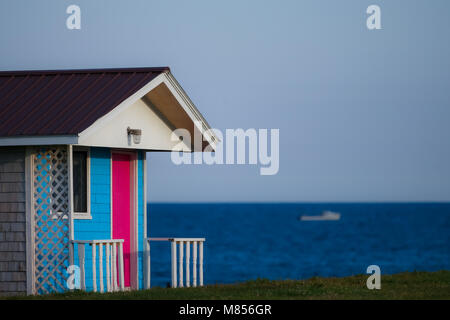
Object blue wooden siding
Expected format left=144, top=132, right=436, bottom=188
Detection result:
left=73, top=147, right=145, bottom=291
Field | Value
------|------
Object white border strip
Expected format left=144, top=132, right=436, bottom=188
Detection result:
left=0, top=135, right=78, bottom=147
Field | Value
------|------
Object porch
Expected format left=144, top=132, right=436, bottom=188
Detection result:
left=27, top=146, right=206, bottom=294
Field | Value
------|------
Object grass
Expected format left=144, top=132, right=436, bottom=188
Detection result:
left=4, top=270, right=450, bottom=300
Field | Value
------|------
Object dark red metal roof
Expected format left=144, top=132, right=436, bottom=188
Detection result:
left=0, top=67, right=169, bottom=137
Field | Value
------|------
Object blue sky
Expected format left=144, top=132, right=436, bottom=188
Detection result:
left=1, top=0, right=449, bottom=202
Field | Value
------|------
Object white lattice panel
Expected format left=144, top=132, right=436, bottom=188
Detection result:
left=33, top=147, right=70, bottom=294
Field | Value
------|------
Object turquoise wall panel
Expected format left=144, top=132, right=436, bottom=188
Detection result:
left=73, top=147, right=111, bottom=291
left=73, top=148, right=145, bottom=291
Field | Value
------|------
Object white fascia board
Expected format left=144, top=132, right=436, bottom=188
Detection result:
left=163, top=72, right=219, bottom=149
left=0, top=135, right=78, bottom=146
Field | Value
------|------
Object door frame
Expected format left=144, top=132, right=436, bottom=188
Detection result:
left=110, top=149, right=138, bottom=289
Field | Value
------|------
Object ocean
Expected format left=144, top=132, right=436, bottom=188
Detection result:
left=147, top=203, right=450, bottom=287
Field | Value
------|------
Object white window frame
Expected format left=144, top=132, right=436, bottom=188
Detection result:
left=72, top=146, right=92, bottom=220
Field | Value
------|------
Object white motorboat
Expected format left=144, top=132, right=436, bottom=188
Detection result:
left=299, top=210, right=341, bottom=221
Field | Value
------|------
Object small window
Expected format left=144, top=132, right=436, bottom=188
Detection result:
left=72, top=148, right=90, bottom=218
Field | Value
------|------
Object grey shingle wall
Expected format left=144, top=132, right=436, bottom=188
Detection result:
left=0, top=147, right=26, bottom=296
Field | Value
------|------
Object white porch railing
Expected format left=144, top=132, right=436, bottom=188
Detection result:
left=71, top=239, right=125, bottom=293
left=146, top=238, right=205, bottom=289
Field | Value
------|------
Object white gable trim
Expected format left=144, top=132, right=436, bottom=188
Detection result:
left=165, top=73, right=218, bottom=147
left=78, top=72, right=218, bottom=151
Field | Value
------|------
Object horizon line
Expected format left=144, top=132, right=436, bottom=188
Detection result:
left=147, top=201, right=450, bottom=204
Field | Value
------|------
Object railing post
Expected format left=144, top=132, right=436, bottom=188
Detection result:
left=69, top=242, right=74, bottom=267
left=118, top=242, right=125, bottom=291
left=171, top=240, right=177, bottom=288
left=99, top=243, right=104, bottom=293
left=106, top=243, right=111, bottom=292
left=193, top=241, right=197, bottom=287
left=186, top=241, right=190, bottom=288
left=146, top=239, right=151, bottom=289
left=78, top=243, right=86, bottom=291
left=92, top=243, right=97, bottom=292
left=199, top=241, right=204, bottom=286
left=68, top=242, right=75, bottom=291
left=179, top=241, right=184, bottom=287
left=112, top=242, right=117, bottom=291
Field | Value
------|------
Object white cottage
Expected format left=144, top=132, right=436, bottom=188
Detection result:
left=0, top=67, right=217, bottom=295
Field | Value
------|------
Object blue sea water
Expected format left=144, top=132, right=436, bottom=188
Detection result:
left=147, top=203, right=450, bottom=287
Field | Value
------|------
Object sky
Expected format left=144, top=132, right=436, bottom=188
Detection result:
left=1, top=0, right=449, bottom=202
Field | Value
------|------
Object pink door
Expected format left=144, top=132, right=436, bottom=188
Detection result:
left=112, top=153, right=132, bottom=287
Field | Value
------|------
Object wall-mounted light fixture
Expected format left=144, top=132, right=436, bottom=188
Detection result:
left=127, top=127, right=142, bottom=144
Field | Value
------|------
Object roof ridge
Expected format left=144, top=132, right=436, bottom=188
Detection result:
left=0, top=67, right=170, bottom=76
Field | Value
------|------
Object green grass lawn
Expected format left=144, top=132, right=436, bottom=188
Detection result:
left=5, top=270, right=450, bottom=300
